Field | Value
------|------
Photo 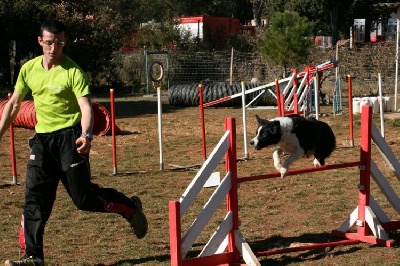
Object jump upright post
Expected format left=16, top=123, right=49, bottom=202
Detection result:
left=170, top=105, right=400, bottom=265
left=8, top=93, right=18, bottom=185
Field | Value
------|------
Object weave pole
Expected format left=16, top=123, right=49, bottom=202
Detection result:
left=198, top=84, right=207, bottom=161
left=110, top=88, right=117, bottom=175
left=347, top=75, right=355, bottom=147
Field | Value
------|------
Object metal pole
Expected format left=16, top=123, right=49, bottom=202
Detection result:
left=145, top=50, right=149, bottom=95
left=110, top=89, right=117, bottom=174
left=395, top=10, right=400, bottom=111
left=230, top=48, right=234, bottom=85
left=241, top=81, right=249, bottom=160
left=378, top=73, right=385, bottom=138
left=157, top=87, right=164, bottom=170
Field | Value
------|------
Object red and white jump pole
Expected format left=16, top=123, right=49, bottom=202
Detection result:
left=170, top=105, right=400, bottom=265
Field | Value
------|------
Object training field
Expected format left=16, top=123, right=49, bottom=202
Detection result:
left=1, top=89, right=400, bottom=265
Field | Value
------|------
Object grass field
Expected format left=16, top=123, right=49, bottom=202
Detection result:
left=1, top=90, right=400, bottom=265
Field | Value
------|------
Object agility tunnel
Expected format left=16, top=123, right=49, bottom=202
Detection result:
left=168, top=82, right=278, bottom=107
left=0, top=100, right=120, bottom=136
left=169, top=105, right=400, bottom=265
left=168, top=61, right=338, bottom=108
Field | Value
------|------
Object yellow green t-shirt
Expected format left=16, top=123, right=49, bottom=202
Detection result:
left=14, top=55, right=90, bottom=133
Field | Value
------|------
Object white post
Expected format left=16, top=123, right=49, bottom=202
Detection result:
left=157, top=87, right=164, bottom=170
left=241, top=81, right=249, bottom=160
left=350, top=27, right=353, bottom=49
left=378, top=73, right=385, bottom=138
left=395, top=8, right=400, bottom=112
left=314, top=72, right=320, bottom=120
left=230, top=47, right=234, bottom=85
left=334, top=43, right=339, bottom=117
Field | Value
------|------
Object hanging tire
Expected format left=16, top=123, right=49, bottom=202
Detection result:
left=149, top=60, right=164, bottom=82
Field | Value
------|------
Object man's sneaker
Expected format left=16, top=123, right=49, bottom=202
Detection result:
left=127, top=196, right=148, bottom=239
left=4, top=256, right=44, bottom=266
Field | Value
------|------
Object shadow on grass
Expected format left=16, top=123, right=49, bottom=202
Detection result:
left=105, top=254, right=171, bottom=265
left=250, top=232, right=369, bottom=265
left=258, top=246, right=363, bottom=265
left=102, top=231, right=400, bottom=265
left=94, top=98, right=187, bottom=118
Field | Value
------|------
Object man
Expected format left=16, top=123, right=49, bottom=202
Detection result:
left=1, top=20, right=148, bottom=266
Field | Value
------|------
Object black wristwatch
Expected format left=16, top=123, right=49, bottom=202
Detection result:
left=81, top=132, right=93, bottom=141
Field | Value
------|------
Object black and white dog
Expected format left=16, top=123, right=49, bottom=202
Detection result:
left=250, top=114, right=336, bottom=177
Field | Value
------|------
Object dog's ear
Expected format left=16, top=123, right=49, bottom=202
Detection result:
left=255, top=114, right=263, bottom=125
left=270, top=120, right=281, bottom=134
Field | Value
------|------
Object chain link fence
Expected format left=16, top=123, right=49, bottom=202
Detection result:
left=114, top=44, right=400, bottom=107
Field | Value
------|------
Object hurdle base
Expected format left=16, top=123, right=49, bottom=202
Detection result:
left=331, top=230, right=396, bottom=247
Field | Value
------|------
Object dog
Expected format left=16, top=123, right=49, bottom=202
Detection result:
left=250, top=114, right=336, bottom=177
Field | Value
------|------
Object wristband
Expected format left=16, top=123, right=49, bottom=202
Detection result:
left=81, top=132, right=93, bottom=141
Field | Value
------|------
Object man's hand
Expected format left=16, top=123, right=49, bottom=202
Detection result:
left=76, top=135, right=91, bottom=154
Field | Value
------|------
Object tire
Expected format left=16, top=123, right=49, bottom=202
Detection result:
left=149, top=61, right=164, bottom=82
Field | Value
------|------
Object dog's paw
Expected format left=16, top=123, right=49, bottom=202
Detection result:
left=280, top=167, right=288, bottom=178
left=313, top=158, right=321, bottom=167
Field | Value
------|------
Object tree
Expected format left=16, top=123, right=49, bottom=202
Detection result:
left=257, top=0, right=359, bottom=44
left=259, top=11, right=313, bottom=77
left=0, top=0, right=142, bottom=88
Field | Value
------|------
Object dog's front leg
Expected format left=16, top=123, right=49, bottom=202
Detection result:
left=280, top=148, right=305, bottom=177
left=273, top=148, right=282, bottom=172
left=313, top=158, right=321, bottom=167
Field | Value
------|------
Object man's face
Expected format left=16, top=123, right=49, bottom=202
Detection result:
left=38, top=30, right=66, bottom=61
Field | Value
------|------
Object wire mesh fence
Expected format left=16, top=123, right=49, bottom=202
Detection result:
left=116, top=44, right=400, bottom=108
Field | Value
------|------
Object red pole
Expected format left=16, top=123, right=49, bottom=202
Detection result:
left=239, top=161, right=360, bottom=183
left=306, top=70, right=310, bottom=115
left=275, top=79, right=281, bottom=116
left=358, top=105, right=372, bottom=237
left=198, top=84, right=206, bottom=161
left=293, top=93, right=299, bottom=114
left=225, top=117, right=240, bottom=262
left=110, top=89, right=117, bottom=174
left=279, top=94, right=285, bottom=116
left=292, top=69, right=299, bottom=114
left=169, top=201, right=182, bottom=266
left=8, top=93, right=17, bottom=184
left=347, top=75, right=354, bottom=147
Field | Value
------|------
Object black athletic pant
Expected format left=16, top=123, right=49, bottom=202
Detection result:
left=22, top=124, right=135, bottom=260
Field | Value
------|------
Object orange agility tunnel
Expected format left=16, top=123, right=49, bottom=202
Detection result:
left=0, top=100, right=121, bottom=136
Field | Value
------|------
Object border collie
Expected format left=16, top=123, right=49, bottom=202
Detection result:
left=250, top=114, right=336, bottom=177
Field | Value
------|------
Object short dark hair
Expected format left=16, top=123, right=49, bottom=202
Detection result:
left=40, top=20, right=66, bottom=37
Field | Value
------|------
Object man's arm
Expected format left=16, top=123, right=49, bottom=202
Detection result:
left=76, top=95, right=94, bottom=154
left=0, top=92, right=25, bottom=140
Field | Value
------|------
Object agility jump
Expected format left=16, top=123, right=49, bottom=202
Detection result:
left=198, top=61, right=338, bottom=161
left=169, top=105, right=400, bottom=266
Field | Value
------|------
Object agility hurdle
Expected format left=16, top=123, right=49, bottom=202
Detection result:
left=276, top=61, right=339, bottom=117
left=198, top=61, right=338, bottom=161
left=169, top=105, right=400, bottom=265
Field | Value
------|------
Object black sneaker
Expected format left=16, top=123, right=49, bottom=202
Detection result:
left=4, top=256, right=44, bottom=266
left=127, top=196, right=148, bottom=239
